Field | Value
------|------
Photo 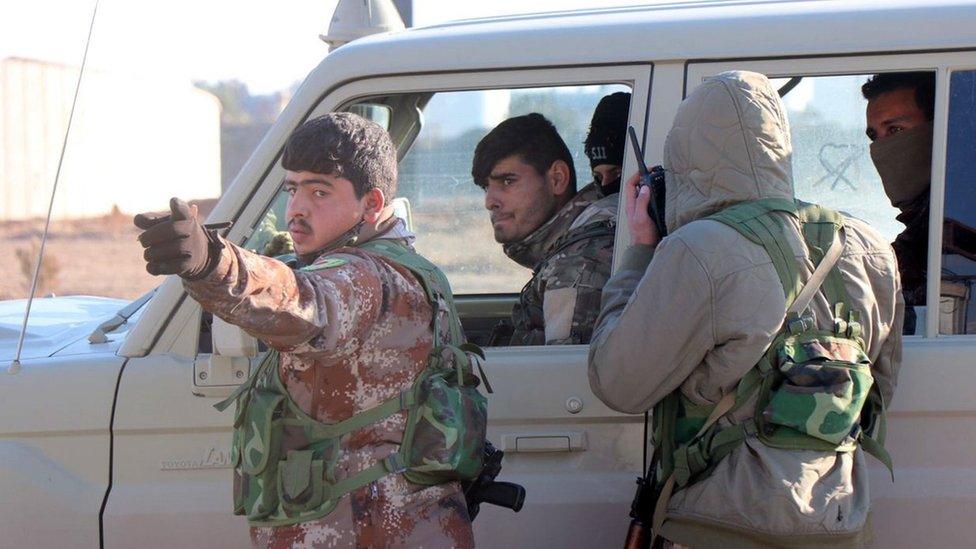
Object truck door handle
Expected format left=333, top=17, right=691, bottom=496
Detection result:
left=499, top=431, right=587, bottom=453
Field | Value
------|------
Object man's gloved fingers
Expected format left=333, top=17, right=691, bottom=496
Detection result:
left=147, top=258, right=190, bottom=276
left=169, top=197, right=195, bottom=222
left=137, top=219, right=196, bottom=247
left=143, top=240, right=189, bottom=263
left=133, top=211, right=171, bottom=230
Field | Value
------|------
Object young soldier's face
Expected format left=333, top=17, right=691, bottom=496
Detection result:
left=483, top=155, right=566, bottom=243
left=866, top=88, right=928, bottom=142
left=283, top=170, right=367, bottom=254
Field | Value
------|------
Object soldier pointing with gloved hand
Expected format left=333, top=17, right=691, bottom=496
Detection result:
left=135, top=112, right=488, bottom=548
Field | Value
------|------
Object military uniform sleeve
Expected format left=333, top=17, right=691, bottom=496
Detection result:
left=588, top=236, right=714, bottom=414
left=183, top=237, right=383, bottom=355
left=540, top=233, right=614, bottom=344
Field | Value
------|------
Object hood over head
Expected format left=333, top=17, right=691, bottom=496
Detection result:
left=663, top=71, right=795, bottom=231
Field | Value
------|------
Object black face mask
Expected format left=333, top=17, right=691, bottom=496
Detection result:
left=870, top=121, right=933, bottom=209
left=598, top=175, right=621, bottom=197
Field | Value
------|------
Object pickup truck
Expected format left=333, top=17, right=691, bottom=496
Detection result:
left=3, top=1, right=976, bottom=547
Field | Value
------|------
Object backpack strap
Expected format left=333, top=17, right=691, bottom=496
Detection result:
left=709, top=198, right=803, bottom=304
left=358, top=238, right=490, bottom=390
left=358, top=238, right=463, bottom=347
left=651, top=391, right=737, bottom=545
left=787, top=226, right=846, bottom=319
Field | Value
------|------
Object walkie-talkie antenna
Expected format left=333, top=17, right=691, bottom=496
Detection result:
left=626, top=126, right=667, bottom=238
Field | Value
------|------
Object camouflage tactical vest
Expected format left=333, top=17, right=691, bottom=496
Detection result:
left=650, top=198, right=892, bottom=533
left=214, top=239, right=489, bottom=527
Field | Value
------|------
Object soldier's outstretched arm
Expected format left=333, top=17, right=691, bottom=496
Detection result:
left=182, top=240, right=384, bottom=354
left=134, top=198, right=384, bottom=354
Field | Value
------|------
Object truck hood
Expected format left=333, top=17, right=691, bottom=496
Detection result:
left=0, top=296, right=130, bottom=361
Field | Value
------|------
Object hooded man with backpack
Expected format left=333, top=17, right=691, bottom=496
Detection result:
left=589, top=71, right=903, bottom=547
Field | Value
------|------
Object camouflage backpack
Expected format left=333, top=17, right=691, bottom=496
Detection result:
left=649, top=198, right=892, bottom=536
left=214, top=238, right=489, bottom=527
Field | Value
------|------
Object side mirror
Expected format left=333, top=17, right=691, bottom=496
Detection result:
left=192, top=316, right=257, bottom=397
left=212, top=316, right=257, bottom=357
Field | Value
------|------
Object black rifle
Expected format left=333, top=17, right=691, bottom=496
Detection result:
left=623, top=450, right=664, bottom=549
left=463, top=440, right=526, bottom=521
left=627, top=126, right=668, bottom=239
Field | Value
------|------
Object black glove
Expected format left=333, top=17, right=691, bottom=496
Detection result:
left=134, top=197, right=223, bottom=279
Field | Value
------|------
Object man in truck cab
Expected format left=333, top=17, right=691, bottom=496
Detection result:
left=589, top=71, right=902, bottom=547
left=472, top=112, right=617, bottom=345
left=863, top=72, right=935, bottom=334
left=584, top=91, right=631, bottom=198
left=133, top=113, right=483, bottom=548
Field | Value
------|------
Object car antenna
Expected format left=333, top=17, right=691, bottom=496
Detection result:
left=9, top=0, right=100, bottom=375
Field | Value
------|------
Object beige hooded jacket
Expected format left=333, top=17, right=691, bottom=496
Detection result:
left=588, top=71, right=903, bottom=547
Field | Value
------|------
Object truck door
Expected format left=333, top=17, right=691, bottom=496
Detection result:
left=686, top=52, right=976, bottom=549
left=105, top=63, right=655, bottom=548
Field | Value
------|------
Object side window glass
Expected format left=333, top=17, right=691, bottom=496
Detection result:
left=772, top=75, right=901, bottom=238
left=941, top=70, right=976, bottom=335
left=245, top=84, right=630, bottom=295
left=774, top=73, right=936, bottom=336
left=375, top=85, right=628, bottom=295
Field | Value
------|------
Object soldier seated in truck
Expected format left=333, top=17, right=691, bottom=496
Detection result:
left=472, top=113, right=617, bottom=346
left=584, top=91, right=631, bottom=198
left=133, top=112, right=485, bottom=548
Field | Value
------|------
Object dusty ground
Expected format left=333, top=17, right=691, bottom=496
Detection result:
left=1, top=201, right=529, bottom=302
left=1, top=200, right=219, bottom=302
left=1, top=211, right=161, bottom=301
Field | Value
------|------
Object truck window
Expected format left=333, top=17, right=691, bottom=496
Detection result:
left=771, top=74, right=903, bottom=239
left=244, top=84, right=630, bottom=296
left=940, top=69, right=976, bottom=335
left=772, top=72, right=938, bottom=336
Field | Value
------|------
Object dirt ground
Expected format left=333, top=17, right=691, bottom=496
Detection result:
left=1, top=200, right=529, bottom=302
left=1, top=211, right=161, bottom=301
left=1, top=200, right=219, bottom=302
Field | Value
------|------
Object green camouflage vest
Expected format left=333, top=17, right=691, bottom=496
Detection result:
left=214, top=238, right=489, bottom=527
left=650, top=198, right=892, bottom=534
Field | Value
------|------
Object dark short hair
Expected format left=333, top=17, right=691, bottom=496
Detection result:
left=862, top=72, right=936, bottom=121
left=282, top=112, right=397, bottom=199
left=471, top=113, right=576, bottom=192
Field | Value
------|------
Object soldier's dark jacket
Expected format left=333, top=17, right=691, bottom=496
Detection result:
left=502, top=182, right=617, bottom=345
left=183, top=217, right=474, bottom=548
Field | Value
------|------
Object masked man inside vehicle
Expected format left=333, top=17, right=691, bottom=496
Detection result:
left=584, top=91, right=631, bottom=198
left=134, top=113, right=485, bottom=548
left=588, top=71, right=903, bottom=547
left=863, top=72, right=935, bottom=334
left=473, top=113, right=617, bottom=346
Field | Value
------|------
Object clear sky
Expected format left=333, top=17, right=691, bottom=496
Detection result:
left=0, top=0, right=693, bottom=94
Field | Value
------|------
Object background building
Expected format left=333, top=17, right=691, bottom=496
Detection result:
left=0, top=57, right=221, bottom=220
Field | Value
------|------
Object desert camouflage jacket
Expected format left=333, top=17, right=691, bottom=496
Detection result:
left=183, top=217, right=473, bottom=548
left=502, top=183, right=617, bottom=345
